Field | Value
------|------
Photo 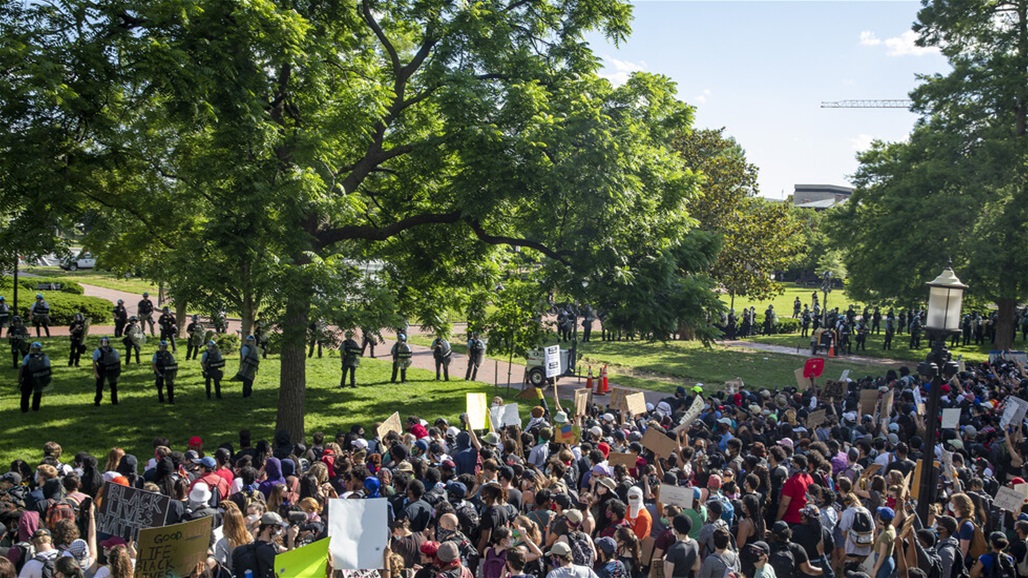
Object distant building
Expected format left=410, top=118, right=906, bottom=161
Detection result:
left=792, top=184, right=854, bottom=210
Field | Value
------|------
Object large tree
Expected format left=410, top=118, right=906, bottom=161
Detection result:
left=5, top=0, right=703, bottom=440
left=829, top=0, right=1028, bottom=347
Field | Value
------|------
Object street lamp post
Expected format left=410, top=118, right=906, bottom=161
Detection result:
left=915, top=265, right=967, bottom=525
left=821, top=271, right=833, bottom=327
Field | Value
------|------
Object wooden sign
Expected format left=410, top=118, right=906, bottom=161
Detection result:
left=574, top=388, right=591, bottom=417
left=807, top=409, right=826, bottom=429
left=377, top=412, right=403, bottom=439
left=626, top=392, right=647, bottom=417
left=794, top=368, right=811, bottom=390
left=641, top=428, right=678, bottom=458
left=609, top=387, right=629, bottom=413
left=608, top=452, right=638, bottom=468
left=859, top=389, right=878, bottom=416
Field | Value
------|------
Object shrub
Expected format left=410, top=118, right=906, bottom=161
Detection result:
left=0, top=277, right=84, bottom=295
left=214, top=333, right=240, bottom=355
left=13, top=293, right=111, bottom=325
left=752, top=314, right=800, bottom=335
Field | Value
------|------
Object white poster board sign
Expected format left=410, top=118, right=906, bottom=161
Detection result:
left=658, top=484, right=694, bottom=509
left=941, top=408, right=961, bottom=430
left=328, top=498, right=389, bottom=570
left=490, top=404, right=522, bottom=430
left=544, top=345, right=561, bottom=378
left=994, top=486, right=1027, bottom=513
left=1001, top=396, right=1028, bottom=428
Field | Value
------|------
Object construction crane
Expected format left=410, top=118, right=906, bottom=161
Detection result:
left=821, top=100, right=913, bottom=109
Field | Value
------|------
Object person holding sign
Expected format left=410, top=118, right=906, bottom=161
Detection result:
left=232, top=512, right=297, bottom=577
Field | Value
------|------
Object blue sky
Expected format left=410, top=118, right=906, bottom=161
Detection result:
left=590, top=1, right=950, bottom=199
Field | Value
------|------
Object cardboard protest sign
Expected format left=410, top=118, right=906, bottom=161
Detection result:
left=489, top=404, right=522, bottom=431
left=1001, top=396, right=1028, bottom=428
left=640, top=536, right=656, bottom=569
left=626, top=392, right=647, bottom=417
left=994, top=485, right=1027, bottom=513
left=553, top=424, right=580, bottom=444
left=879, top=390, right=894, bottom=434
left=840, top=369, right=851, bottom=382
left=657, top=484, right=693, bottom=509
left=724, top=378, right=743, bottom=393
left=275, top=538, right=330, bottom=577
left=328, top=498, right=390, bottom=570
left=822, top=380, right=846, bottom=398
left=97, top=482, right=171, bottom=541
left=794, top=368, right=811, bottom=390
left=376, top=412, right=403, bottom=439
left=672, top=395, right=704, bottom=434
left=135, top=516, right=212, bottom=578
left=916, top=403, right=926, bottom=416
left=641, top=428, right=678, bottom=458
left=859, top=389, right=878, bottom=416
left=910, top=460, right=923, bottom=500
left=859, top=463, right=881, bottom=480
left=466, top=393, right=488, bottom=430
left=609, top=388, right=629, bottom=413
left=608, top=452, right=638, bottom=468
left=807, top=409, right=827, bottom=429
left=941, top=408, right=961, bottom=430
left=1016, top=483, right=1028, bottom=499
left=574, top=388, right=591, bottom=417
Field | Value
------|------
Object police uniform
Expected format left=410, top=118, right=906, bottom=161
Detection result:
left=157, top=308, right=177, bottom=352
left=122, top=318, right=144, bottom=364
left=431, top=336, right=452, bottom=381
left=68, top=314, right=86, bottom=366
left=253, top=316, right=269, bottom=359
left=234, top=336, right=260, bottom=397
left=30, top=295, right=51, bottom=337
left=152, top=342, right=178, bottom=403
left=582, top=307, right=595, bottom=342
left=883, top=314, right=895, bottom=350
left=340, top=333, right=361, bottom=388
left=0, top=296, right=10, bottom=329
left=138, top=294, right=156, bottom=335
left=7, top=317, right=29, bottom=369
left=201, top=341, right=225, bottom=399
left=391, top=335, right=412, bottom=383
left=20, top=343, right=51, bottom=412
left=185, top=316, right=205, bottom=360
left=466, top=335, right=486, bottom=381
left=361, top=327, right=379, bottom=358
left=92, top=339, right=122, bottom=406
left=113, top=300, right=128, bottom=337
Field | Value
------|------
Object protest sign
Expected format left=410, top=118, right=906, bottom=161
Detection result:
left=135, top=516, right=212, bottom=578
left=97, top=482, right=171, bottom=541
left=724, top=378, right=743, bottom=393
left=1001, top=396, right=1028, bottom=428
left=879, top=390, right=894, bottom=434
left=859, top=389, right=878, bottom=416
left=941, top=408, right=961, bottom=430
left=657, top=484, right=693, bottom=509
left=911, top=460, right=923, bottom=500
left=626, top=392, right=647, bottom=417
left=609, top=388, right=629, bottom=412
left=822, top=380, right=846, bottom=398
left=328, top=498, right=390, bottom=571
left=574, top=388, right=591, bottom=417
left=1017, top=484, right=1028, bottom=499
left=994, top=486, right=1027, bottom=513
left=672, top=395, right=705, bottom=434
left=640, top=537, right=656, bottom=569
left=794, top=368, right=811, bottom=390
left=608, top=452, right=638, bottom=468
left=376, top=412, right=403, bottom=439
left=275, top=538, right=330, bottom=577
left=466, top=393, right=488, bottom=430
left=807, top=409, right=827, bottom=429
left=840, top=369, right=850, bottom=382
left=641, top=428, right=678, bottom=458
left=544, top=345, right=561, bottom=378
left=489, top=404, right=521, bottom=431
left=553, top=424, right=580, bottom=444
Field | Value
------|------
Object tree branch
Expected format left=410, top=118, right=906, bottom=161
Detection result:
left=360, top=0, right=401, bottom=74
left=316, top=210, right=462, bottom=247
left=467, top=220, right=570, bottom=265
left=78, top=190, right=177, bottom=250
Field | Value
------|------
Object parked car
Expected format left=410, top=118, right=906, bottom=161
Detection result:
left=60, top=252, right=96, bottom=271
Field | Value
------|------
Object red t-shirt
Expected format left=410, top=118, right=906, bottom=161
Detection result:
left=781, top=472, right=813, bottom=524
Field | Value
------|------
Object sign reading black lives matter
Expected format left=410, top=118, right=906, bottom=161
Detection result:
left=97, top=482, right=171, bottom=540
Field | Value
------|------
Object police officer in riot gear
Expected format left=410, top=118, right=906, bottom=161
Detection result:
left=138, top=292, right=156, bottom=335
left=201, top=340, right=225, bottom=400
left=92, top=337, right=121, bottom=406
left=152, top=340, right=178, bottom=404
left=122, top=316, right=144, bottom=364
left=68, top=313, right=86, bottom=367
left=232, top=335, right=260, bottom=397
left=157, top=307, right=177, bottom=352
left=7, top=316, right=29, bottom=369
left=466, top=333, right=486, bottom=381
left=253, top=313, right=269, bottom=359
left=30, top=293, right=51, bottom=337
left=20, top=342, right=51, bottom=413
left=113, top=299, right=128, bottom=337
left=0, top=296, right=9, bottom=329
left=391, top=334, right=412, bottom=383
left=431, top=333, right=452, bottom=381
left=340, top=331, right=362, bottom=388
left=185, top=315, right=205, bottom=360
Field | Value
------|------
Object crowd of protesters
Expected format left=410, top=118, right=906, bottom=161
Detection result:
left=3, top=353, right=1028, bottom=578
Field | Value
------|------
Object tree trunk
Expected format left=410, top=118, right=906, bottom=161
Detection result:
left=276, top=291, right=311, bottom=443
left=995, top=297, right=1017, bottom=351
left=240, top=291, right=256, bottom=337
left=174, top=298, right=187, bottom=339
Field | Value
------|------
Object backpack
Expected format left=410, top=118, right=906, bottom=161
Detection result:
left=45, top=498, right=78, bottom=530
left=454, top=502, right=480, bottom=538
left=848, top=508, right=874, bottom=545
left=938, top=540, right=968, bottom=578
left=768, top=543, right=796, bottom=577
left=961, top=517, right=988, bottom=560
left=922, top=547, right=943, bottom=578
left=568, top=530, right=595, bottom=567
left=481, top=547, right=508, bottom=578
left=986, top=552, right=1016, bottom=578
left=1017, top=539, right=1028, bottom=577
left=10, top=542, right=33, bottom=574
left=33, top=553, right=56, bottom=578
left=231, top=542, right=272, bottom=578
left=708, top=493, right=735, bottom=526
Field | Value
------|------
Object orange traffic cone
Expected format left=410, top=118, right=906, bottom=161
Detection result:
left=601, top=365, right=609, bottom=393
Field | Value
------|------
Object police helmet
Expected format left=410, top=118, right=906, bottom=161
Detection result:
left=192, top=315, right=199, bottom=321
left=207, top=340, right=218, bottom=348
left=35, top=293, right=43, bottom=300
left=11, top=315, right=20, bottom=322
left=398, top=333, right=407, bottom=342
left=129, top=316, right=138, bottom=322
left=99, top=337, right=110, bottom=346
left=0, top=296, right=5, bottom=302
left=142, top=292, right=149, bottom=297
left=159, top=340, right=168, bottom=349
left=74, top=313, right=84, bottom=321
left=245, top=335, right=256, bottom=342
left=30, top=342, right=42, bottom=352
left=117, top=299, right=124, bottom=304
left=162, top=307, right=170, bottom=313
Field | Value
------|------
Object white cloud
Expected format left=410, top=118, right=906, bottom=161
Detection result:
left=850, top=133, right=875, bottom=152
left=694, top=89, right=712, bottom=104
left=599, top=56, right=647, bottom=86
left=859, top=31, right=881, bottom=46
left=859, top=29, right=939, bottom=57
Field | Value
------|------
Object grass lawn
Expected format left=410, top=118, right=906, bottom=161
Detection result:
left=718, top=284, right=868, bottom=316
left=22, top=266, right=159, bottom=296
left=0, top=335, right=503, bottom=468
left=741, top=331, right=1009, bottom=364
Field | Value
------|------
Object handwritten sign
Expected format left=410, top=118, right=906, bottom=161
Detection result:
left=626, top=392, right=647, bottom=417
left=807, top=409, right=826, bottom=429
left=574, top=388, right=591, bottom=417
left=794, top=368, right=811, bottom=390
left=823, top=380, right=846, bottom=398
left=641, top=428, right=678, bottom=459
left=941, top=408, right=961, bottom=430
left=994, top=485, right=1027, bottom=513
left=544, top=345, right=561, bottom=378
left=1001, top=396, right=1028, bottom=428
left=135, top=516, right=212, bottom=578
left=725, top=378, right=743, bottom=393
left=672, top=395, right=704, bottom=434
left=466, top=393, right=488, bottom=430
left=97, top=482, right=170, bottom=541
left=608, top=452, right=638, bottom=468
left=609, top=388, right=629, bottom=413
left=376, top=412, right=403, bottom=439
left=657, top=484, right=694, bottom=509
left=553, top=424, right=580, bottom=445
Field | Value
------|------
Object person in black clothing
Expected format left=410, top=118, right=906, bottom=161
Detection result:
left=403, top=480, right=432, bottom=533
left=68, top=313, right=86, bottom=367
left=233, top=512, right=296, bottom=577
left=885, top=443, right=916, bottom=478
left=158, top=307, right=178, bottom=352
left=30, top=293, right=51, bottom=337
left=138, top=292, right=156, bottom=336
left=792, top=505, right=833, bottom=578
left=113, top=299, right=128, bottom=337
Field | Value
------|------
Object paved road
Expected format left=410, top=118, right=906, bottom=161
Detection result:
left=720, top=339, right=907, bottom=367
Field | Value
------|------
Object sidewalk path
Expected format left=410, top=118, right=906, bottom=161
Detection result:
left=719, top=339, right=907, bottom=367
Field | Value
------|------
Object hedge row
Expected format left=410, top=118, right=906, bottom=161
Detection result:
left=0, top=276, right=85, bottom=295
left=751, top=315, right=801, bottom=335
left=10, top=292, right=111, bottom=325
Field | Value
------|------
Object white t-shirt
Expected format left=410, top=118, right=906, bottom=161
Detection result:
left=547, top=564, right=600, bottom=578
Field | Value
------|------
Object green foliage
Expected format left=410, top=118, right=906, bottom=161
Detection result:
left=214, top=333, right=240, bottom=355
left=16, top=278, right=84, bottom=295
left=486, top=281, right=552, bottom=360
left=12, top=293, right=111, bottom=325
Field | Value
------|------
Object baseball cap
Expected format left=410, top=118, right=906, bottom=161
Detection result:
left=877, top=507, right=895, bottom=522
left=261, top=512, right=288, bottom=527
left=0, top=472, right=22, bottom=485
left=446, top=481, right=467, bottom=499
left=100, top=536, right=127, bottom=549
left=437, top=542, right=460, bottom=563
left=771, top=521, right=790, bottom=536
left=31, top=529, right=51, bottom=541
left=565, top=509, right=584, bottom=524
left=546, top=542, right=572, bottom=557
left=595, top=536, right=617, bottom=556
left=188, top=436, right=203, bottom=446
left=749, top=541, right=770, bottom=555
left=192, top=456, right=217, bottom=469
